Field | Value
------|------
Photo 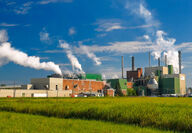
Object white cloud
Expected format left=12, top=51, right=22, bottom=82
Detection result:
left=96, top=22, right=124, bottom=32
left=39, top=28, right=51, bottom=44
left=75, top=41, right=152, bottom=54
left=139, top=4, right=152, bottom=19
left=44, top=41, right=153, bottom=55
left=38, top=0, right=73, bottom=5
left=143, top=35, right=150, bottom=40
left=68, top=27, right=76, bottom=36
left=0, top=23, right=18, bottom=27
left=125, top=1, right=159, bottom=34
left=14, top=2, right=33, bottom=15
left=100, top=66, right=130, bottom=80
left=95, top=19, right=125, bottom=32
left=127, top=24, right=159, bottom=30
left=175, top=42, right=192, bottom=53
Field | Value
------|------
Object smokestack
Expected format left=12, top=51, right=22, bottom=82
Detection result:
left=121, top=56, right=124, bottom=79
left=178, top=51, right=181, bottom=74
left=158, top=58, right=160, bottom=67
left=165, top=55, right=167, bottom=66
left=149, top=52, right=151, bottom=67
left=132, top=56, right=135, bottom=71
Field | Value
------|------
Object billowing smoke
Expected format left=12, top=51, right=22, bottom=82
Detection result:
left=79, top=44, right=101, bottom=65
left=59, top=40, right=84, bottom=72
left=0, top=30, right=62, bottom=75
left=126, top=1, right=180, bottom=73
left=151, top=31, right=179, bottom=73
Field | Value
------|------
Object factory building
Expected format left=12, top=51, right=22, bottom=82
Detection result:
left=29, top=74, right=106, bottom=96
left=125, top=51, right=186, bottom=96
left=145, top=66, right=168, bottom=77
left=107, top=79, right=128, bottom=95
left=145, top=65, right=186, bottom=96
left=127, top=56, right=143, bottom=81
left=31, top=78, right=63, bottom=90
left=0, top=73, right=108, bottom=98
left=161, top=74, right=186, bottom=95
left=62, top=79, right=105, bottom=95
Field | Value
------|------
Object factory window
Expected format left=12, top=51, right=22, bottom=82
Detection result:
left=65, top=85, right=69, bottom=90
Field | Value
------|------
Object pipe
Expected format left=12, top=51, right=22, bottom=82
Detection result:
left=121, top=56, right=124, bottom=79
left=158, top=58, right=160, bottom=67
left=178, top=51, right=181, bottom=74
left=132, top=56, right=135, bottom=71
left=165, top=55, right=167, bottom=66
left=149, top=52, right=151, bottom=67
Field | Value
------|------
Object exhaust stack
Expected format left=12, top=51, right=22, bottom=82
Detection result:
left=121, top=56, right=124, bottom=79
left=149, top=52, right=151, bottom=67
left=158, top=58, right=160, bottom=67
left=178, top=51, right=181, bottom=74
left=165, top=55, right=167, bottom=66
left=132, top=56, right=135, bottom=71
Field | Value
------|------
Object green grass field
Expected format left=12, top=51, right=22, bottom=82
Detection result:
left=0, top=112, right=171, bottom=133
left=0, top=97, right=191, bottom=132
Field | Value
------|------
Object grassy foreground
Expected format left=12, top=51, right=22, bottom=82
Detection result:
left=0, top=97, right=191, bottom=132
left=0, top=112, right=171, bottom=133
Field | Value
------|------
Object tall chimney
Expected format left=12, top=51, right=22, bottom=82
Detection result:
left=121, top=56, right=124, bottom=78
left=158, top=58, right=160, bottom=67
left=149, top=52, right=151, bottom=67
left=165, top=55, right=167, bottom=66
left=132, top=56, right=135, bottom=71
left=178, top=51, right=181, bottom=74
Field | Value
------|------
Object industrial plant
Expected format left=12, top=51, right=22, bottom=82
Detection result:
left=0, top=51, right=186, bottom=98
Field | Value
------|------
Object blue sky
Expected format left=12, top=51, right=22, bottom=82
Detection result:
left=0, top=0, right=192, bottom=87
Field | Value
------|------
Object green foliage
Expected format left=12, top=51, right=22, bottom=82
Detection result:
left=0, top=112, right=170, bottom=133
left=127, top=88, right=136, bottom=96
left=0, top=97, right=191, bottom=132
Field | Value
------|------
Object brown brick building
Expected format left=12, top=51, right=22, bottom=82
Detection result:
left=127, top=68, right=143, bottom=81
left=63, top=79, right=105, bottom=94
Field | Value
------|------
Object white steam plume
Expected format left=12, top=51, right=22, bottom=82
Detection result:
left=0, top=30, right=62, bottom=75
left=152, top=31, right=179, bottom=73
left=79, top=44, right=101, bottom=65
left=126, top=1, right=180, bottom=73
left=59, top=40, right=84, bottom=72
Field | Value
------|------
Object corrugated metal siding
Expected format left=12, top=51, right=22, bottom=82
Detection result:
left=168, top=65, right=174, bottom=74
left=118, top=79, right=128, bottom=90
left=161, top=77, right=180, bottom=94
left=86, top=74, right=102, bottom=81
left=107, top=79, right=127, bottom=90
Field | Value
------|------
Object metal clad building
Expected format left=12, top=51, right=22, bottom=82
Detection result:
left=162, top=74, right=186, bottom=95
left=145, top=66, right=168, bottom=77
left=31, top=78, right=63, bottom=91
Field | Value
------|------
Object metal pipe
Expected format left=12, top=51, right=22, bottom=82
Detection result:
left=121, top=56, right=124, bottom=79
left=165, top=55, right=167, bottom=66
left=149, top=52, right=151, bottom=67
left=178, top=51, right=181, bottom=74
left=132, top=56, right=135, bottom=71
left=158, top=58, right=160, bottom=67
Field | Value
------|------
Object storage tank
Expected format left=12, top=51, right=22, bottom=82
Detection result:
left=147, top=77, right=158, bottom=90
